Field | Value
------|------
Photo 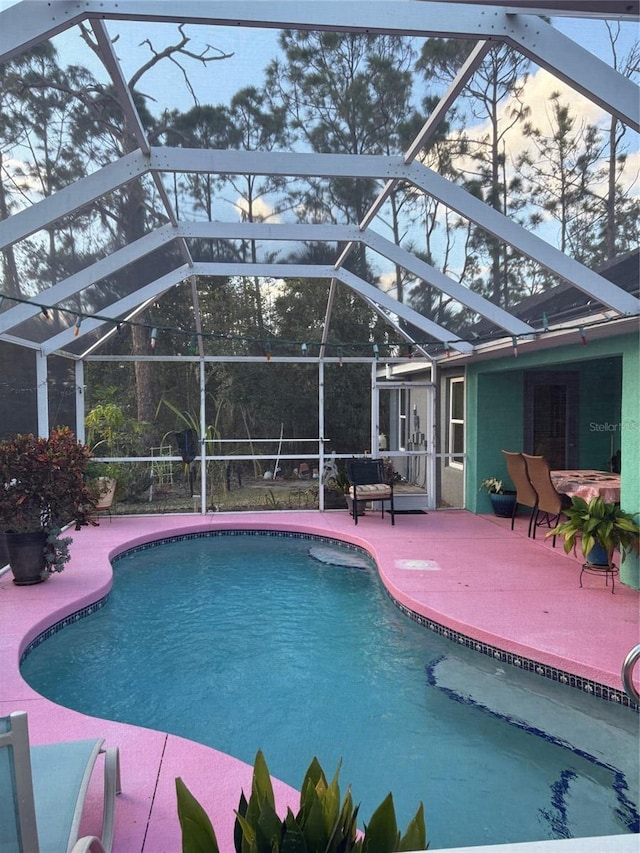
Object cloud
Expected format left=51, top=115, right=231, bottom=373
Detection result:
left=426, top=66, right=639, bottom=201
left=236, top=195, right=281, bottom=223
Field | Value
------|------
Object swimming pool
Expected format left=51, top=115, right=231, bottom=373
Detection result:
left=20, top=531, right=639, bottom=849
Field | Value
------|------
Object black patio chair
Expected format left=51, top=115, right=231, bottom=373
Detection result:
left=345, top=458, right=395, bottom=526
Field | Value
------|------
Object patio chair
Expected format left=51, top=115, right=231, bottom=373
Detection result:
left=522, top=453, right=571, bottom=544
left=0, top=710, right=121, bottom=853
left=501, top=450, right=538, bottom=536
left=345, top=458, right=395, bottom=526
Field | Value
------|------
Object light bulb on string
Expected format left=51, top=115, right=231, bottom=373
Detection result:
left=265, top=343, right=272, bottom=362
left=579, top=326, right=587, bottom=346
left=74, top=316, right=82, bottom=337
left=150, top=327, right=158, bottom=349
left=301, top=342, right=308, bottom=357
left=338, top=347, right=343, bottom=367
left=512, top=336, right=518, bottom=357
left=372, top=343, right=379, bottom=361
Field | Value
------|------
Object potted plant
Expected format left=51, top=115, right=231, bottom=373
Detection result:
left=0, top=428, right=96, bottom=584
left=322, top=463, right=350, bottom=510
left=547, top=495, right=640, bottom=570
left=479, top=477, right=517, bottom=518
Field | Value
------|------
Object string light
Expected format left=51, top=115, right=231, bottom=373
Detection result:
left=0, top=291, right=620, bottom=358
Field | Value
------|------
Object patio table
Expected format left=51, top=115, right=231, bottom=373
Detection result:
left=550, top=469, right=621, bottom=503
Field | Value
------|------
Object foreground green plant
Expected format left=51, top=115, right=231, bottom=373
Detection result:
left=176, top=751, right=427, bottom=853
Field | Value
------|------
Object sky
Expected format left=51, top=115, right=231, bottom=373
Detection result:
left=1, top=1, right=638, bottom=113
left=1, top=1, right=638, bottom=268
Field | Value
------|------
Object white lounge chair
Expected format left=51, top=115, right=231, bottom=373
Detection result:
left=0, top=711, right=121, bottom=853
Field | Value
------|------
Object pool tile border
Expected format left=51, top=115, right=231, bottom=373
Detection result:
left=21, top=529, right=638, bottom=712
left=21, top=596, right=110, bottom=662
left=391, top=596, right=638, bottom=712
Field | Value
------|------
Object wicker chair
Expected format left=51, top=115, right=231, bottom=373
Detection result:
left=501, top=450, right=538, bottom=536
left=522, top=453, right=571, bottom=544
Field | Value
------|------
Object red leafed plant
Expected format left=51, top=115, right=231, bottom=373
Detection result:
left=0, top=428, right=96, bottom=572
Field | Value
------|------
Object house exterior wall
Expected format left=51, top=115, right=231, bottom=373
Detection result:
left=620, top=341, right=639, bottom=588
left=464, top=332, right=639, bottom=588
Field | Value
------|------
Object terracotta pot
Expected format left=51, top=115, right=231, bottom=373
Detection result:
left=5, top=530, right=48, bottom=585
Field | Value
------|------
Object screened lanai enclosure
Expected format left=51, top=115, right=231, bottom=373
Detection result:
left=0, top=0, right=638, bottom=514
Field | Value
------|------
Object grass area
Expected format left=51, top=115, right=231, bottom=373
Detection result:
left=111, top=476, right=322, bottom=515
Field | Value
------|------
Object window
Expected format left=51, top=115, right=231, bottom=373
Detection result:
left=448, top=377, right=465, bottom=468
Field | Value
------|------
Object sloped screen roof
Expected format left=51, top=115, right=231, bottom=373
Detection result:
left=0, top=0, right=638, bottom=360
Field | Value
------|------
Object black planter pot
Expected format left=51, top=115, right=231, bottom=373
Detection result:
left=0, top=532, right=8, bottom=569
left=489, top=492, right=517, bottom=518
left=324, top=489, right=348, bottom=510
left=5, top=530, right=48, bottom=585
left=346, top=495, right=367, bottom=517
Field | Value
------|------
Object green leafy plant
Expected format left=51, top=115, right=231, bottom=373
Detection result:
left=548, top=495, right=640, bottom=569
left=479, top=477, right=504, bottom=494
left=176, top=751, right=427, bottom=853
left=324, top=464, right=350, bottom=495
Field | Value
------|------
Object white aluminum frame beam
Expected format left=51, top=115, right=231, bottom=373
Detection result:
left=41, top=265, right=192, bottom=354
left=0, top=225, right=177, bottom=333
left=0, top=151, right=149, bottom=251
left=444, top=1, right=639, bottom=19
left=2, top=146, right=637, bottom=317
left=404, top=162, right=640, bottom=316
left=37, top=257, right=472, bottom=354
left=190, top=261, right=475, bottom=353
left=176, top=221, right=536, bottom=333
left=1, top=2, right=637, bottom=128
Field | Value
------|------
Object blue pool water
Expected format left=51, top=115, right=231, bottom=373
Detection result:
left=21, top=532, right=639, bottom=849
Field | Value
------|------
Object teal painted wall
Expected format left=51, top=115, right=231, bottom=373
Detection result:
left=620, top=345, right=639, bottom=588
left=466, top=335, right=640, bottom=512
left=578, top=357, right=623, bottom=469
left=468, top=370, right=524, bottom=513
left=465, top=334, right=638, bottom=586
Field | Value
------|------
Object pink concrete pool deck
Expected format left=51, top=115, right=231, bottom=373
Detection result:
left=1, top=508, right=639, bottom=852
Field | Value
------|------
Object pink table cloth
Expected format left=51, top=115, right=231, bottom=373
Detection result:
left=550, top=469, right=621, bottom=503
